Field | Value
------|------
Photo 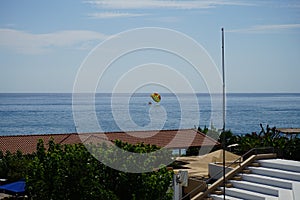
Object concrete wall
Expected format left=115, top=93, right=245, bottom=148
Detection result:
left=208, top=163, right=233, bottom=180
left=183, top=178, right=206, bottom=199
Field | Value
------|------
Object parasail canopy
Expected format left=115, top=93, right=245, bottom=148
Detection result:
left=150, top=93, right=161, bottom=103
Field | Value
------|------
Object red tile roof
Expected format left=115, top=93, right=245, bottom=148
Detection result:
left=0, top=129, right=219, bottom=154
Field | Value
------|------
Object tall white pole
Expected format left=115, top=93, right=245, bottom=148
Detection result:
left=221, top=27, right=226, bottom=200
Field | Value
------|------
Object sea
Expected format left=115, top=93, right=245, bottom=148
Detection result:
left=0, top=93, right=300, bottom=136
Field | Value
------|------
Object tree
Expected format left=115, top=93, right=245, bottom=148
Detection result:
left=26, top=139, right=173, bottom=200
left=26, top=139, right=118, bottom=200
left=88, top=140, right=174, bottom=200
left=0, top=150, right=31, bottom=182
left=234, top=124, right=300, bottom=161
left=218, top=130, right=237, bottom=147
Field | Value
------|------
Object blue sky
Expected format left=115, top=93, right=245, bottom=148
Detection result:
left=0, top=0, right=300, bottom=93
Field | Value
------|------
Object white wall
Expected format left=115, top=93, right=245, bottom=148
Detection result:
left=208, top=163, right=233, bottom=180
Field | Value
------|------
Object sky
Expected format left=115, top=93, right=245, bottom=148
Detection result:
left=0, top=0, right=300, bottom=93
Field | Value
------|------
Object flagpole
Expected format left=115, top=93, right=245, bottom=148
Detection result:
left=221, top=27, right=226, bottom=200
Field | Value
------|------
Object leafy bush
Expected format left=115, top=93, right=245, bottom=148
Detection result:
left=88, top=140, right=174, bottom=200
left=26, top=139, right=118, bottom=200
left=0, top=150, right=32, bottom=182
left=25, top=139, right=173, bottom=200
left=234, top=124, right=300, bottom=161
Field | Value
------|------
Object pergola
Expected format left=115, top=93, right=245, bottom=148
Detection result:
left=276, top=128, right=300, bottom=139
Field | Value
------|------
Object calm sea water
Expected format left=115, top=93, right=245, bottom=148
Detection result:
left=0, top=93, right=299, bottom=136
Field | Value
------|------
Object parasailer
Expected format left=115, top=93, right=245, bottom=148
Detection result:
left=150, top=92, right=161, bottom=103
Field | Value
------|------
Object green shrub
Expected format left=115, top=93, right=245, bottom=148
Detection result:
left=26, top=139, right=173, bottom=200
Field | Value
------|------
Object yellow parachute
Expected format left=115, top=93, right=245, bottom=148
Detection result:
left=150, top=92, right=161, bottom=103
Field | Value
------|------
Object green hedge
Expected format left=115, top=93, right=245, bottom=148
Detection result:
left=0, top=139, right=173, bottom=200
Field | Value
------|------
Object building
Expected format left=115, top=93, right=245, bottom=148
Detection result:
left=0, top=129, right=219, bottom=154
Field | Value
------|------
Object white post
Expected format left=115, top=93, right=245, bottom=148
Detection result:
left=173, top=173, right=182, bottom=200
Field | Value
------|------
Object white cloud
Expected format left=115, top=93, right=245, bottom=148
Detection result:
left=88, top=12, right=148, bottom=19
left=0, top=29, right=107, bottom=54
left=84, top=0, right=254, bottom=10
left=228, top=24, right=300, bottom=33
left=84, top=0, right=255, bottom=20
left=151, top=16, right=181, bottom=23
left=84, top=0, right=254, bottom=19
